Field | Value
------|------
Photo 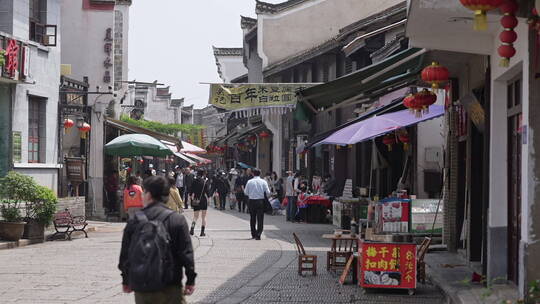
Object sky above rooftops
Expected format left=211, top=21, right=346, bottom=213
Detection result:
left=129, top=0, right=283, bottom=110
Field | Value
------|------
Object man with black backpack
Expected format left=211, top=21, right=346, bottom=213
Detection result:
left=118, top=176, right=196, bottom=303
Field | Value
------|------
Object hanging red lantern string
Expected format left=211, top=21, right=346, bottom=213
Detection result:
left=398, top=131, right=410, bottom=151
left=78, top=123, right=91, bottom=139
left=421, top=62, right=449, bottom=90
left=63, top=118, right=74, bottom=134
left=459, top=0, right=503, bottom=31
left=498, top=0, right=519, bottom=67
left=382, top=134, right=396, bottom=151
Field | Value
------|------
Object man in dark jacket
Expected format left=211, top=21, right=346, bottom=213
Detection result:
left=183, top=168, right=194, bottom=209
left=119, top=176, right=196, bottom=303
left=214, top=172, right=230, bottom=210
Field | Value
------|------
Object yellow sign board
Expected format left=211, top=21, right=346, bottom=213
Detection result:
left=209, top=84, right=315, bottom=111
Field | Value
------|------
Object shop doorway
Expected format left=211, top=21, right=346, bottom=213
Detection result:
left=507, top=78, right=522, bottom=284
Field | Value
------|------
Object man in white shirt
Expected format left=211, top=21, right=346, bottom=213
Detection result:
left=244, top=168, right=270, bottom=240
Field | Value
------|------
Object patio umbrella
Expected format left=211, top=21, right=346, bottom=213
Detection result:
left=104, top=134, right=173, bottom=157
left=315, top=105, right=445, bottom=146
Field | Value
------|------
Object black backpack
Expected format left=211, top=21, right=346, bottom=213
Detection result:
left=128, top=209, right=176, bottom=292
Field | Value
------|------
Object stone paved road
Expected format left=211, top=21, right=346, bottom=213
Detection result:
left=0, top=206, right=445, bottom=304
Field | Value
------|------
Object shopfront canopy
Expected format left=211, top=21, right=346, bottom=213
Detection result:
left=314, top=105, right=445, bottom=146
left=298, top=48, right=426, bottom=111
left=164, top=142, right=197, bottom=165
left=180, top=141, right=206, bottom=154
left=184, top=153, right=212, bottom=165
left=105, top=134, right=173, bottom=157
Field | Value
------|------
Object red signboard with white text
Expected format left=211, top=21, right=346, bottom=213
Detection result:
left=360, top=242, right=417, bottom=290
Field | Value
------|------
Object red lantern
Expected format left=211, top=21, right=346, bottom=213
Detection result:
left=78, top=123, right=91, bottom=139
left=63, top=119, right=74, bottom=134
left=421, top=62, right=449, bottom=90
left=398, top=132, right=410, bottom=151
left=460, top=0, right=503, bottom=31
left=382, top=134, right=396, bottom=151
left=498, top=1, right=519, bottom=67
left=415, top=89, right=437, bottom=116
left=259, top=131, right=271, bottom=139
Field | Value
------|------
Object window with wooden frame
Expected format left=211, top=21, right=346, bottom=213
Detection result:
left=29, top=0, right=56, bottom=46
left=28, top=97, right=45, bottom=163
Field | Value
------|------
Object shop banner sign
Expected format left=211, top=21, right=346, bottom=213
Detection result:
left=209, top=83, right=315, bottom=111
left=361, top=242, right=417, bottom=289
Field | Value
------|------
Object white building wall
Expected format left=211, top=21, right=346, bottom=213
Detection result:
left=216, top=55, right=247, bottom=83
left=61, top=0, right=130, bottom=217
left=11, top=0, right=62, bottom=193
left=416, top=91, right=445, bottom=199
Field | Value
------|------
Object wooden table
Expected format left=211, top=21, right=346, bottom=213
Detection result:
left=322, top=234, right=360, bottom=274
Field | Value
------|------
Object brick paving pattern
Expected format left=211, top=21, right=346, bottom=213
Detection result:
left=0, top=206, right=445, bottom=303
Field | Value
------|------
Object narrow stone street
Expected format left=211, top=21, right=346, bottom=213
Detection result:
left=0, top=207, right=445, bottom=303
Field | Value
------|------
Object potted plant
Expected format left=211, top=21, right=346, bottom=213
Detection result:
left=0, top=171, right=57, bottom=241
left=23, top=185, right=58, bottom=240
left=0, top=200, right=26, bottom=241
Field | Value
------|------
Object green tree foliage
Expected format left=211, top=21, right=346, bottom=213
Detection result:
left=120, top=114, right=205, bottom=136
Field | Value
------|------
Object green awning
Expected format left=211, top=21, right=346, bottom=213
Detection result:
left=298, top=48, right=426, bottom=110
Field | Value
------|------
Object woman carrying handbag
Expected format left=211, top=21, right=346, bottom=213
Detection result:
left=189, top=170, right=210, bottom=237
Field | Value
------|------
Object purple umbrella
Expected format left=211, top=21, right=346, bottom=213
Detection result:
left=315, top=105, right=445, bottom=146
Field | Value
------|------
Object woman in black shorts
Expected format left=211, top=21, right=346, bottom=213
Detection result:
left=189, top=170, right=210, bottom=237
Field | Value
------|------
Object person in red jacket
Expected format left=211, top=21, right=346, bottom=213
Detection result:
left=123, top=176, right=144, bottom=219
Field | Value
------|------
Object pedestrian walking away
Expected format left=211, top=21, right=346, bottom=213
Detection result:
left=166, top=176, right=184, bottom=212
left=123, top=175, right=144, bottom=219
left=244, top=168, right=270, bottom=240
left=118, top=176, right=196, bottom=304
left=189, top=170, right=210, bottom=237
left=183, top=168, right=194, bottom=209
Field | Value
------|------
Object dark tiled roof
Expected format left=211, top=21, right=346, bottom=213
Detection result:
left=256, top=0, right=311, bottom=14
left=170, top=98, right=184, bottom=107
left=339, top=2, right=406, bottom=37
left=262, top=2, right=407, bottom=77
left=263, top=37, right=340, bottom=77
left=213, top=47, right=243, bottom=57
left=241, top=15, right=257, bottom=29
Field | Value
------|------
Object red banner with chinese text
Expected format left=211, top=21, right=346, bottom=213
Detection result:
left=360, top=242, right=416, bottom=289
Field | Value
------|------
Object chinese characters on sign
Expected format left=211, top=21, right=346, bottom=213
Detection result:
left=361, top=242, right=416, bottom=289
left=5, top=39, right=20, bottom=79
left=209, top=84, right=316, bottom=111
left=103, top=28, right=113, bottom=83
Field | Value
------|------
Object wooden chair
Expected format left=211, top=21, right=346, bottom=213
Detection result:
left=417, top=237, right=431, bottom=283
left=293, top=233, right=317, bottom=276
left=327, top=237, right=356, bottom=272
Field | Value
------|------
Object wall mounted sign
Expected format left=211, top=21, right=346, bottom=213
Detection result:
left=12, top=131, right=21, bottom=163
left=209, top=83, right=316, bottom=112
left=103, top=28, right=112, bottom=83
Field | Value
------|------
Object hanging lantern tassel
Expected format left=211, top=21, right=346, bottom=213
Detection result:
left=63, top=119, right=74, bottom=134
left=399, top=133, right=410, bottom=151
left=382, top=134, right=396, bottom=152
left=78, top=123, right=91, bottom=139
left=498, top=1, right=519, bottom=67
left=460, top=0, right=503, bottom=31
